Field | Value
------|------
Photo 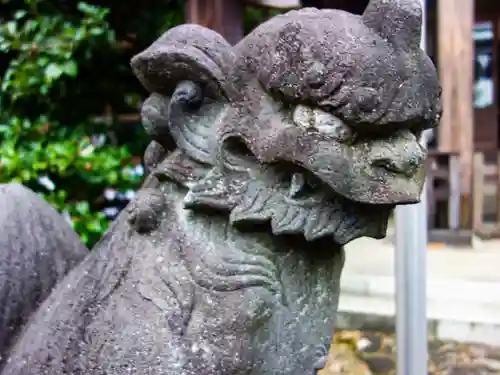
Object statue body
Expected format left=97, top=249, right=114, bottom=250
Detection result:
left=2, top=182, right=342, bottom=375
left=0, top=1, right=441, bottom=374
left=0, top=184, right=87, bottom=369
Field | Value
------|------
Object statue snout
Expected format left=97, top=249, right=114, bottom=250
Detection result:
left=369, top=130, right=426, bottom=179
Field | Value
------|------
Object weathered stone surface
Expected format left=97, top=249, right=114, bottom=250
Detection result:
left=0, top=0, right=440, bottom=374
left=0, top=183, right=87, bottom=368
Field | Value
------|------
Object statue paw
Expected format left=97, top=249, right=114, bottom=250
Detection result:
left=127, top=188, right=166, bottom=234
left=312, top=344, right=329, bottom=375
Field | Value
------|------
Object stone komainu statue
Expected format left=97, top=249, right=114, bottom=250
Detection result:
left=0, top=184, right=87, bottom=368
left=0, top=0, right=441, bottom=374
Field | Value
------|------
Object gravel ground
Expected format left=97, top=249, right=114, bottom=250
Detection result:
left=319, top=331, right=500, bottom=375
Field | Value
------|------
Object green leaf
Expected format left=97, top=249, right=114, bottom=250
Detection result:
left=33, top=161, right=48, bottom=170
left=45, top=63, right=63, bottom=80
left=80, top=232, right=89, bottom=244
left=77, top=2, right=97, bottom=15
left=62, top=60, right=78, bottom=77
left=20, top=169, right=31, bottom=181
left=0, top=41, right=10, bottom=52
left=6, top=21, right=17, bottom=35
left=89, top=27, right=104, bottom=36
left=14, top=10, right=27, bottom=20
left=87, top=219, right=104, bottom=233
left=74, top=201, right=90, bottom=215
left=107, top=170, right=118, bottom=184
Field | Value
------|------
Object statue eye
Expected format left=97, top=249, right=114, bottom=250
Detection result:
left=292, top=104, right=355, bottom=142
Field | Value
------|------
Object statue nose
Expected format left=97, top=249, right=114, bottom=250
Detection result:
left=372, top=156, right=423, bottom=177
left=370, top=131, right=426, bottom=178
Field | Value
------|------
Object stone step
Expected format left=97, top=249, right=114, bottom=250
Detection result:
left=338, top=274, right=500, bottom=346
left=340, top=275, right=500, bottom=306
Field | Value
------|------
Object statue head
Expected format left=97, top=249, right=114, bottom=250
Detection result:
left=131, top=0, right=441, bottom=246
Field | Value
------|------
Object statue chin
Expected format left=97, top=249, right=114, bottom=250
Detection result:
left=230, top=181, right=393, bottom=246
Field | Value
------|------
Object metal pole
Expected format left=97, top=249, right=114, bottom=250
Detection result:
left=395, top=0, right=428, bottom=374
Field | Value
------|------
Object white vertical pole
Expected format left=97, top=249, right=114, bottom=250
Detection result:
left=395, top=0, right=428, bottom=374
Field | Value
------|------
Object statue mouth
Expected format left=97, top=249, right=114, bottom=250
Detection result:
left=161, top=142, right=397, bottom=247
left=155, top=143, right=397, bottom=246
left=231, top=170, right=393, bottom=246
left=272, top=166, right=395, bottom=245
left=190, top=163, right=395, bottom=246
left=300, top=152, right=425, bottom=207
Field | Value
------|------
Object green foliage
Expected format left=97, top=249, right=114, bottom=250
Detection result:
left=0, top=0, right=157, bottom=246
left=0, top=0, right=278, bottom=247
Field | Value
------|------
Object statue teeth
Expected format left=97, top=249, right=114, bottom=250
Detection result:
left=292, top=104, right=314, bottom=128
left=288, top=173, right=306, bottom=198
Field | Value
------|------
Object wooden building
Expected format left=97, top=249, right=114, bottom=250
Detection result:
left=185, top=0, right=500, bottom=239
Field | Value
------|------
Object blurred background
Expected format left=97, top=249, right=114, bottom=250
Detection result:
left=1, top=0, right=500, bottom=374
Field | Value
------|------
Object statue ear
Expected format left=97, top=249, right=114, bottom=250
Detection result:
left=362, top=0, right=422, bottom=51
left=131, top=24, right=235, bottom=98
left=131, top=25, right=235, bottom=165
